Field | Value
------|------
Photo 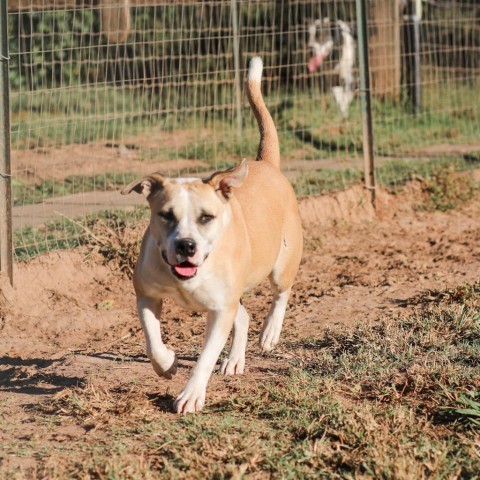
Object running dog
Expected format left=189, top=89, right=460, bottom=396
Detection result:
left=121, top=57, right=303, bottom=413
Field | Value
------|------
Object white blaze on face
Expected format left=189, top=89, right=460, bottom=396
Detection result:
left=164, top=179, right=224, bottom=267
left=165, top=181, right=196, bottom=265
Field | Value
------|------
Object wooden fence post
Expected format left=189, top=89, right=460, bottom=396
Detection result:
left=369, top=0, right=402, bottom=99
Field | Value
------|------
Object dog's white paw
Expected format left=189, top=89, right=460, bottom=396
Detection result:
left=173, top=383, right=206, bottom=414
left=259, top=321, right=281, bottom=352
left=220, top=355, right=245, bottom=375
left=148, top=348, right=178, bottom=380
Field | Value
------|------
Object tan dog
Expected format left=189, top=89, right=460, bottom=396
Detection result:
left=121, top=57, right=303, bottom=413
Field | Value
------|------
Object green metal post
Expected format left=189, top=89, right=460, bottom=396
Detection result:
left=355, top=0, right=376, bottom=207
left=0, top=0, right=13, bottom=285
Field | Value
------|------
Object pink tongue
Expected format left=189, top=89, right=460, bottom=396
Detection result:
left=308, top=55, right=324, bottom=72
left=174, top=264, right=197, bottom=277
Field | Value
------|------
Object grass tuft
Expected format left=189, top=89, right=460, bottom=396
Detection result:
left=14, top=207, right=148, bottom=265
left=417, top=166, right=478, bottom=212
left=81, top=210, right=147, bottom=278
left=438, top=392, right=480, bottom=428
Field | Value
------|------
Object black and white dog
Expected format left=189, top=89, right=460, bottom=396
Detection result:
left=308, top=18, right=356, bottom=116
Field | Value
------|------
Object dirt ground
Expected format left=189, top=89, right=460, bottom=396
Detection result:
left=1, top=180, right=479, bottom=476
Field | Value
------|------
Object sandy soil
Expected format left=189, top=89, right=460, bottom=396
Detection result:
left=0, top=183, right=479, bottom=474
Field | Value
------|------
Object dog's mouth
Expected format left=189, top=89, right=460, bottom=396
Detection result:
left=171, top=262, right=198, bottom=281
left=161, top=251, right=201, bottom=281
left=308, top=52, right=330, bottom=72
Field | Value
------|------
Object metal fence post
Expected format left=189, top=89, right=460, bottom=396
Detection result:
left=355, top=0, right=376, bottom=207
left=231, top=0, right=242, bottom=138
left=0, top=0, right=13, bottom=285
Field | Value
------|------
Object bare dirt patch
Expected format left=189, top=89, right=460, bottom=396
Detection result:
left=1, top=184, right=479, bottom=477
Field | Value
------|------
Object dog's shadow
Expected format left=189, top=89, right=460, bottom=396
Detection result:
left=77, top=351, right=199, bottom=368
left=0, top=353, right=213, bottom=414
left=145, top=392, right=234, bottom=414
left=146, top=392, right=177, bottom=412
left=0, top=355, right=84, bottom=395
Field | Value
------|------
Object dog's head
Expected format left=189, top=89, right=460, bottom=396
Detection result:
left=307, top=18, right=355, bottom=73
left=308, top=18, right=334, bottom=72
left=121, top=161, right=248, bottom=281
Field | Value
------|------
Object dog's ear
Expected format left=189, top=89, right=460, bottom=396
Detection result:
left=205, top=160, right=248, bottom=200
left=121, top=173, right=165, bottom=199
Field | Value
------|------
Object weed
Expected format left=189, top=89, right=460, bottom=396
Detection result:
left=83, top=210, right=148, bottom=278
left=438, top=392, right=480, bottom=428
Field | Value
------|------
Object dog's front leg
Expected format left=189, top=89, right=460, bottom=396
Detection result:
left=174, top=304, right=237, bottom=414
left=137, top=296, right=178, bottom=379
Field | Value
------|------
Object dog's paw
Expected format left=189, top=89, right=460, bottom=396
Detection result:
left=259, top=322, right=281, bottom=352
left=149, top=348, right=178, bottom=380
left=220, top=355, right=245, bottom=375
left=173, top=383, right=206, bottom=414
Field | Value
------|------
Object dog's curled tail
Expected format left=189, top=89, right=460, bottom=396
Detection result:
left=246, top=57, right=280, bottom=168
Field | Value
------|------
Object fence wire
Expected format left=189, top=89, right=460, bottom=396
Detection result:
left=4, top=0, right=480, bottom=260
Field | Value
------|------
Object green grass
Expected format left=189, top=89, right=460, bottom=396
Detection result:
left=10, top=87, right=164, bottom=148
left=9, top=80, right=480, bottom=218
left=4, top=282, right=477, bottom=479
left=292, top=155, right=480, bottom=197
left=288, top=82, right=479, bottom=154
left=14, top=220, right=84, bottom=260
left=11, top=82, right=479, bottom=158
left=291, top=166, right=363, bottom=196
left=12, top=172, right=140, bottom=207
left=441, top=394, right=480, bottom=428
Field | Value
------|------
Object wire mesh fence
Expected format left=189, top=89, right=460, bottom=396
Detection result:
left=3, top=0, right=480, bottom=262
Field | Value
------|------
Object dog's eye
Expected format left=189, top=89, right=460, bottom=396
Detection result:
left=199, top=213, right=215, bottom=225
left=158, top=209, right=176, bottom=223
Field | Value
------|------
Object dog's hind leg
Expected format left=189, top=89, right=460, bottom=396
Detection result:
left=137, top=296, right=178, bottom=379
left=259, top=286, right=291, bottom=352
left=220, top=302, right=249, bottom=375
left=260, top=217, right=303, bottom=352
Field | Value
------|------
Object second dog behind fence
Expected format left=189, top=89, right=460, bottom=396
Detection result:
left=308, top=17, right=357, bottom=116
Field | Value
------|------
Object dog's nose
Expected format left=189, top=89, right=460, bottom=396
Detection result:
left=175, top=238, right=197, bottom=258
